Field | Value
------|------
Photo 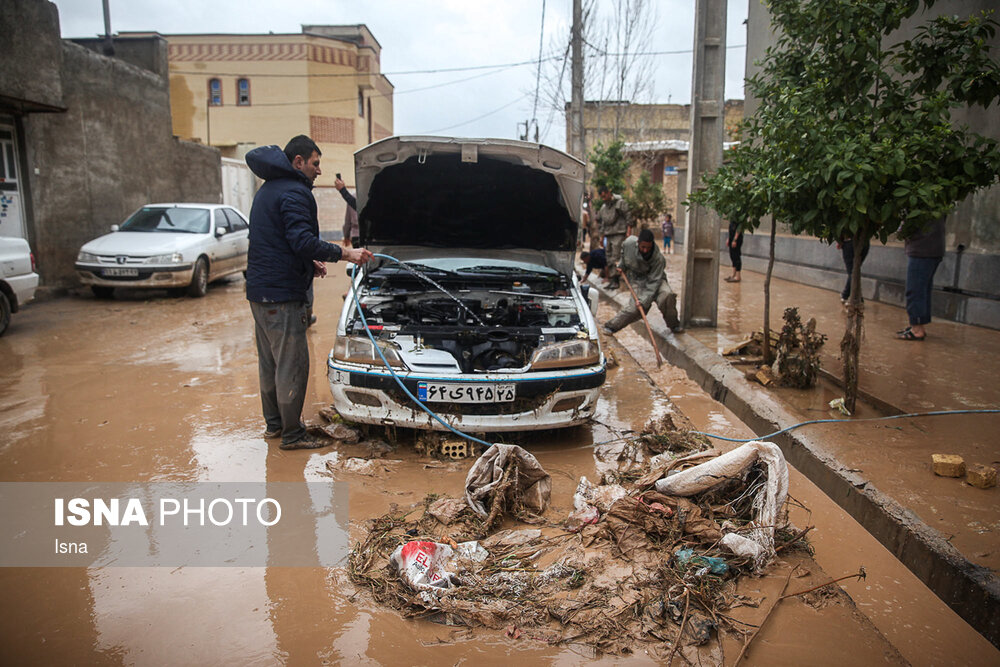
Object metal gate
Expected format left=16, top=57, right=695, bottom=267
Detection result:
left=0, top=119, right=26, bottom=239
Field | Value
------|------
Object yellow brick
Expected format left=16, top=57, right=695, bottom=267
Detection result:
left=931, top=454, right=966, bottom=478
left=966, top=463, right=997, bottom=490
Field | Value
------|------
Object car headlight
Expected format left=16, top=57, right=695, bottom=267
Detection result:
left=77, top=251, right=98, bottom=262
left=332, top=335, right=405, bottom=368
left=530, top=339, right=600, bottom=370
left=147, top=252, right=183, bottom=264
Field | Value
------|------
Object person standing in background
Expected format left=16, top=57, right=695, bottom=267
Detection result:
left=596, top=185, right=631, bottom=290
left=897, top=217, right=946, bottom=341
left=725, top=221, right=743, bottom=283
left=661, top=213, right=674, bottom=254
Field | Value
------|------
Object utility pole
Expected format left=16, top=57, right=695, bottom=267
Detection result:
left=102, top=0, right=115, bottom=56
left=681, top=0, right=727, bottom=327
left=569, top=0, right=584, bottom=160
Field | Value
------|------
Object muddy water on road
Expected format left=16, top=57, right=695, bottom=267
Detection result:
left=0, top=274, right=989, bottom=664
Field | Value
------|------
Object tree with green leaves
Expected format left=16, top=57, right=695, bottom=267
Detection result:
left=689, top=0, right=1000, bottom=413
left=626, top=170, right=670, bottom=231
left=589, top=141, right=629, bottom=196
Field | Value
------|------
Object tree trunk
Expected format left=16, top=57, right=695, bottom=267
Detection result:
left=762, top=221, right=777, bottom=364
left=840, top=237, right=866, bottom=413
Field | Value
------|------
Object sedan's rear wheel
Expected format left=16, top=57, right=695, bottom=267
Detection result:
left=0, top=292, right=11, bottom=337
left=187, top=258, right=209, bottom=298
left=91, top=286, right=114, bottom=299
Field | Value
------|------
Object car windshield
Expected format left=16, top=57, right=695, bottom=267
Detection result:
left=120, top=207, right=210, bottom=234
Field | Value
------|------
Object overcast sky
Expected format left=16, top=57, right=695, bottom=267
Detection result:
left=53, top=0, right=748, bottom=149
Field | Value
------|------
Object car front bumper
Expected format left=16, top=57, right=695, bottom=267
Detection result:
left=75, top=263, right=195, bottom=289
left=327, top=360, right=606, bottom=432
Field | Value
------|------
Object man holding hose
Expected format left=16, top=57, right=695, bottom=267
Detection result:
left=245, top=135, right=373, bottom=450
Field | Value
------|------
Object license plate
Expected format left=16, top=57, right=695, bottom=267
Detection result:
left=103, top=267, right=138, bottom=277
left=417, top=382, right=515, bottom=403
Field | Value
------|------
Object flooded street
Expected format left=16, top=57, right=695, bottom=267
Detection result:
left=0, top=271, right=995, bottom=665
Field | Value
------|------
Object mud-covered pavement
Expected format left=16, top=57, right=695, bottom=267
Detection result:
left=0, top=271, right=994, bottom=664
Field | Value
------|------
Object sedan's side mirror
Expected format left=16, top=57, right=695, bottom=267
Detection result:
left=110, top=224, right=119, bottom=232
left=215, top=227, right=227, bottom=237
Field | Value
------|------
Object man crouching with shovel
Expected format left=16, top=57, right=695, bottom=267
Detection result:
left=603, top=228, right=683, bottom=338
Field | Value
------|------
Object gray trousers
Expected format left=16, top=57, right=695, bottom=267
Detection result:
left=605, top=233, right=626, bottom=282
left=606, top=279, right=680, bottom=332
left=250, top=301, right=310, bottom=444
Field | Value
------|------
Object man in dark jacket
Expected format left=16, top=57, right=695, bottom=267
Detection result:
left=245, top=135, right=372, bottom=449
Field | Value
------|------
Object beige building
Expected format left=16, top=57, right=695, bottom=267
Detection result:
left=132, top=25, right=394, bottom=230
left=571, top=99, right=743, bottom=151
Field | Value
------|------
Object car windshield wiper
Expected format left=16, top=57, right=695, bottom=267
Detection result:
left=382, top=262, right=457, bottom=276
left=456, top=265, right=553, bottom=276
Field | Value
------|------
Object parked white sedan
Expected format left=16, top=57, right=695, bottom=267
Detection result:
left=0, top=236, right=39, bottom=336
left=75, top=203, right=249, bottom=298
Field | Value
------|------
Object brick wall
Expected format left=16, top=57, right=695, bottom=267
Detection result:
left=310, top=116, right=355, bottom=144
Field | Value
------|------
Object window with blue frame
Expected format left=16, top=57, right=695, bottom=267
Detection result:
left=237, top=78, right=250, bottom=106
left=208, top=78, right=222, bottom=106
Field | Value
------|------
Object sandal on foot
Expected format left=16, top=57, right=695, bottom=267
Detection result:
left=896, top=326, right=912, bottom=335
left=897, top=329, right=925, bottom=341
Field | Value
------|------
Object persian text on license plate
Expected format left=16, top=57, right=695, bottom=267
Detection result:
left=417, top=382, right=515, bottom=403
left=103, top=267, right=138, bottom=277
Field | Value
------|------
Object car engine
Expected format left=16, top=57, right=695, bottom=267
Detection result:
left=345, top=267, right=588, bottom=373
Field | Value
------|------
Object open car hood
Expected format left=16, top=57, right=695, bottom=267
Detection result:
left=355, top=137, right=584, bottom=276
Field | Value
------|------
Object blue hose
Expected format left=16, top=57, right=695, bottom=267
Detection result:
left=347, top=253, right=496, bottom=449
left=345, top=256, right=999, bottom=449
left=690, top=409, right=1000, bottom=443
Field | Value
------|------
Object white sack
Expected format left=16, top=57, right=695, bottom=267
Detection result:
left=465, top=444, right=552, bottom=517
left=655, top=440, right=788, bottom=568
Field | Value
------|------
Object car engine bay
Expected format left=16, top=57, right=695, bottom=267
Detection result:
left=345, top=265, right=591, bottom=373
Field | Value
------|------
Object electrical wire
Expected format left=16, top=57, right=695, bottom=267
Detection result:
left=417, top=93, right=531, bottom=135
left=171, top=44, right=747, bottom=80
left=339, top=261, right=997, bottom=451
left=170, top=55, right=565, bottom=79
left=345, top=253, right=496, bottom=449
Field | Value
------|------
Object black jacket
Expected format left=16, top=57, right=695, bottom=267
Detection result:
left=244, top=146, right=343, bottom=303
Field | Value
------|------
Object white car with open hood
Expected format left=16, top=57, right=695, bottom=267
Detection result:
left=327, top=137, right=605, bottom=432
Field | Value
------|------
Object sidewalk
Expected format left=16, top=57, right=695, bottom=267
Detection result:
left=590, top=250, right=1000, bottom=647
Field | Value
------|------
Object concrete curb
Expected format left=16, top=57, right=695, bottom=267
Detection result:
left=595, top=281, right=1000, bottom=648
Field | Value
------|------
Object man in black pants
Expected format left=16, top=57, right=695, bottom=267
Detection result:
left=245, top=135, right=373, bottom=449
left=725, top=221, right=743, bottom=282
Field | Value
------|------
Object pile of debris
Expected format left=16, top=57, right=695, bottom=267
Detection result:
left=348, top=419, right=808, bottom=658
left=723, top=307, right=827, bottom=388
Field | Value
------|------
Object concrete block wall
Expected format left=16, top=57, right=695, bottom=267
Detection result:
left=23, top=41, right=221, bottom=287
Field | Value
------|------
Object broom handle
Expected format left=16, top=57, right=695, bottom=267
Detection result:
left=617, top=269, right=663, bottom=368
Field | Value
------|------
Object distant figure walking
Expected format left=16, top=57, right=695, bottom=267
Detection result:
left=725, top=221, right=743, bottom=282
left=897, top=217, right=946, bottom=341
left=661, top=213, right=675, bottom=254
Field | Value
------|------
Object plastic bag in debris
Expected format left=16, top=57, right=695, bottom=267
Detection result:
left=390, top=540, right=488, bottom=593
left=574, top=476, right=628, bottom=512
left=465, top=444, right=552, bottom=517
left=675, top=548, right=728, bottom=575
left=654, top=441, right=788, bottom=568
